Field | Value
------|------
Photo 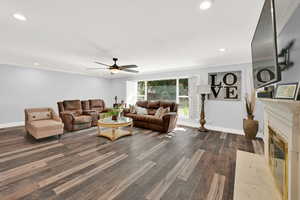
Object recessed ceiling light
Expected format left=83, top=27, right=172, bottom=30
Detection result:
left=200, top=0, right=213, bottom=10
left=219, top=48, right=226, bottom=52
left=34, top=62, right=40, bottom=66
left=13, top=13, right=27, bottom=21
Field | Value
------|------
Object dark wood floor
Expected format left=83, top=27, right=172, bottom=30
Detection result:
left=0, top=126, right=264, bottom=200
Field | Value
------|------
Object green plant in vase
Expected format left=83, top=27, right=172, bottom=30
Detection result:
left=108, top=106, right=124, bottom=121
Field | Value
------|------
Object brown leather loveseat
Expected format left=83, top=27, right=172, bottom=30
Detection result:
left=58, top=100, right=95, bottom=131
left=82, top=99, right=111, bottom=126
left=124, top=100, right=178, bottom=133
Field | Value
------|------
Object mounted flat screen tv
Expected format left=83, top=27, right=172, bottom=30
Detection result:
left=251, top=0, right=281, bottom=89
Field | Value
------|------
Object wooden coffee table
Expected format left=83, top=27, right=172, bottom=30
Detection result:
left=97, top=117, right=133, bottom=141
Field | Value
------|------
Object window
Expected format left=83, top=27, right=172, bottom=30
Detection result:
left=137, top=81, right=146, bottom=101
left=147, top=79, right=176, bottom=101
left=137, top=78, right=189, bottom=119
left=178, top=79, right=189, bottom=119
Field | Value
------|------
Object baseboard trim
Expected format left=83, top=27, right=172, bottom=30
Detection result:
left=0, top=121, right=25, bottom=129
left=178, top=120, right=263, bottom=138
left=1, top=120, right=263, bottom=138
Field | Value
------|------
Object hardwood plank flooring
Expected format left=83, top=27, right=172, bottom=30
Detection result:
left=206, top=173, right=226, bottom=200
left=146, top=157, right=189, bottom=200
left=136, top=140, right=168, bottom=160
left=98, top=161, right=156, bottom=200
left=0, top=126, right=264, bottom=200
left=178, top=149, right=204, bottom=181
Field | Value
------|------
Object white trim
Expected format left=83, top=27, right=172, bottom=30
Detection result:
left=177, top=120, right=263, bottom=138
left=0, top=121, right=25, bottom=129
left=176, top=79, right=179, bottom=104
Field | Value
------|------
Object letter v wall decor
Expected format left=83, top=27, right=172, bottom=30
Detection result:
left=208, top=71, right=241, bottom=101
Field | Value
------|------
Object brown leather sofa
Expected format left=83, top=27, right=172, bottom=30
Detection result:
left=82, top=99, right=111, bottom=126
left=58, top=100, right=95, bottom=131
left=124, top=100, right=178, bottom=133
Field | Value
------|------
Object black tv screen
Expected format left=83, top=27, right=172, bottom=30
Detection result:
left=251, top=0, right=281, bottom=89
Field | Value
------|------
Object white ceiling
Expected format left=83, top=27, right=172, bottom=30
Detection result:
left=0, top=0, right=295, bottom=78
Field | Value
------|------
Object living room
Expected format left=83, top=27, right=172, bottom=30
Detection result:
left=1, top=0, right=300, bottom=200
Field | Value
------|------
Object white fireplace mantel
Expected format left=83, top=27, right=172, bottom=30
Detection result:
left=260, top=98, right=300, bottom=200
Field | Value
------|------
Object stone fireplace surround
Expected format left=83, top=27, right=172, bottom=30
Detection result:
left=261, top=98, right=300, bottom=200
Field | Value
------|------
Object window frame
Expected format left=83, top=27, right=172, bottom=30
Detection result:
left=137, top=77, right=189, bottom=119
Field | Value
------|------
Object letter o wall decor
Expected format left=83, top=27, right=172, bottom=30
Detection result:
left=208, top=71, right=242, bottom=101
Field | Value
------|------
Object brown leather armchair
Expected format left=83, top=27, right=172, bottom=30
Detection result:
left=57, top=100, right=93, bottom=131
left=82, top=99, right=111, bottom=126
left=124, top=100, right=178, bottom=133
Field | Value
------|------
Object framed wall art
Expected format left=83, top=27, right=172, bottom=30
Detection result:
left=274, top=82, right=299, bottom=100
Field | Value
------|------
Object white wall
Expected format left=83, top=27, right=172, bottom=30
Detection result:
left=277, top=4, right=300, bottom=84
left=111, top=63, right=265, bottom=135
left=0, top=64, right=113, bottom=125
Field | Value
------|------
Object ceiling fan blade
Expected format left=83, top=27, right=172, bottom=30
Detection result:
left=121, top=68, right=139, bottom=73
left=86, top=67, right=107, bottom=70
left=119, top=65, right=138, bottom=69
left=94, top=61, right=111, bottom=67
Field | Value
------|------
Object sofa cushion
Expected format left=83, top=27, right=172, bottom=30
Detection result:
left=147, top=109, right=157, bottom=115
left=147, top=101, right=160, bottom=109
left=136, top=106, right=148, bottom=115
left=160, top=101, right=175, bottom=112
left=125, top=113, right=138, bottom=119
left=64, top=100, right=81, bottom=110
left=92, top=107, right=103, bottom=113
left=126, top=113, right=163, bottom=125
left=90, top=99, right=104, bottom=108
left=28, top=111, right=52, bottom=121
left=63, top=100, right=82, bottom=115
left=143, top=115, right=164, bottom=125
left=30, top=120, right=64, bottom=132
left=74, top=115, right=92, bottom=124
left=136, top=101, right=148, bottom=108
left=135, top=115, right=163, bottom=125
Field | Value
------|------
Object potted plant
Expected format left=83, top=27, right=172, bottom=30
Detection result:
left=108, top=107, right=124, bottom=121
left=243, top=91, right=259, bottom=139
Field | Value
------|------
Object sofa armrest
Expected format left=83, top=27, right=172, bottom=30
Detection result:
left=162, top=112, right=178, bottom=133
left=123, top=108, right=130, bottom=114
left=60, top=112, right=75, bottom=122
left=102, top=108, right=112, bottom=113
left=52, top=113, right=62, bottom=122
left=60, top=111, right=75, bottom=131
left=50, top=109, right=62, bottom=122
left=83, top=110, right=97, bottom=115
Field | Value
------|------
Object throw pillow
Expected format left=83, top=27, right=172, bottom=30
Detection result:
left=136, top=106, right=148, bottom=115
left=28, top=111, right=52, bottom=121
left=129, top=105, right=137, bottom=114
left=155, top=107, right=170, bottom=118
left=154, top=107, right=163, bottom=118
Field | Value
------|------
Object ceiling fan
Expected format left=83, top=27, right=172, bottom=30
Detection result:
left=87, top=58, right=139, bottom=74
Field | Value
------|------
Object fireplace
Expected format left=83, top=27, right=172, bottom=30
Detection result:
left=269, top=127, right=288, bottom=200
left=233, top=99, right=300, bottom=200
left=260, top=98, right=300, bottom=200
